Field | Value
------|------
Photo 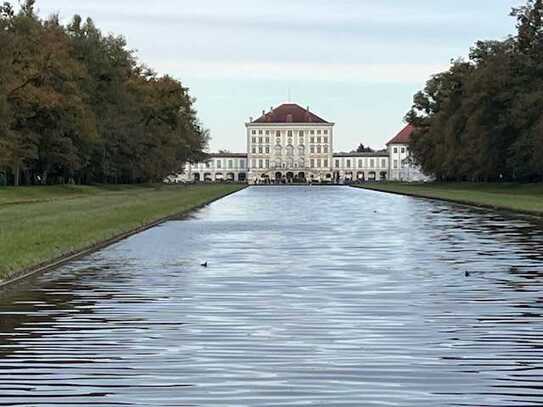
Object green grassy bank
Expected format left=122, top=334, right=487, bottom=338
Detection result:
left=0, top=184, right=244, bottom=282
left=354, top=183, right=543, bottom=216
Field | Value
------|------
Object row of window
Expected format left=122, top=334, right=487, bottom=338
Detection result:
left=251, top=145, right=330, bottom=155
left=251, top=136, right=330, bottom=145
left=335, top=158, right=388, bottom=169
left=393, top=147, right=407, bottom=154
left=194, top=160, right=247, bottom=169
left=194, top=157, right=395, bottom=170
left=251, top=129, right=329, bottom=136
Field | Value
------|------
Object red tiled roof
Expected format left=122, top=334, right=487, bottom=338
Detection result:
left=252, top=103, right=329, bottom=124
left=386, top=124, right=414, bottom=145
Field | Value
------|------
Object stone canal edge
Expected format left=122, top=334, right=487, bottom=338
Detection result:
left=351, top=184, right=543, bottom=221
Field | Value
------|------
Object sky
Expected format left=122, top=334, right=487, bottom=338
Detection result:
left=34, top=0, right=521, bottom=152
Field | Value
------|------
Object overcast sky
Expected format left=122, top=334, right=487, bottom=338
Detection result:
left=35, top=0, right=520, bottom=152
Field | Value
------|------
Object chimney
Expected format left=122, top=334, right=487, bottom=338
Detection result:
left=306, top=106, right=310, bottom=112
left=270, top=106, right=273, bottom=112
left=262, top=110, right=266, bottom=116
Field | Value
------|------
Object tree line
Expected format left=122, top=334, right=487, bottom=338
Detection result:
left=406, top=0, right=543, bottom=182
left=0, top=0, right=209, bottom=186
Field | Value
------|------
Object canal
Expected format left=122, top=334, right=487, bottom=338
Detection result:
left=1, top=186, right=543, bottom=406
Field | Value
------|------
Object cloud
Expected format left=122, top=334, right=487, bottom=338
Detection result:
left=157, top=60, right=448, bottom=85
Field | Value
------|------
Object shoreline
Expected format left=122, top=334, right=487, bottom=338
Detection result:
left=352, top=183, right=543, bottom=220
left=0, top=185, right=246, bottom=292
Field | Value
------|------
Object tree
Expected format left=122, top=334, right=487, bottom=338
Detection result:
left=0, top=1, right=209, bottom=185
left=353, top=143, right=374, bottom=153
left=406, top=0, right=543, bottom=183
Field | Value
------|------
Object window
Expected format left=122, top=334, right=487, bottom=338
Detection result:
left=259, top=159, right=263, bottom=169
left=370, top=159, right=375, bottom=167
left=310, top=145, right=315, bottom=154
left=382, top=159, right=387, bottom=168
left=401, top=147, right=406, bottom=153
left=205, top=161, right=211, bottom=168
left=317, top=159, right=321, bottom=168
left=259, top=137, right=263, bottom=144
left=324, top=159, right=328, bottom=168
left=358, top=159, right=363, bottom=168
left=265, top=137, right=270, bottom=143
left=240, top=160, right=245, bottom=169
left=228, top=160, right=233, bottom=169
left=276, top=138, right=281, bottom=146
left=393, top=147, right=398, bottom=153
left=252, top=147, right=256, bottom=154
left=310, top=130, right=315, bottom=135
left=217, top=160, right=222, bottom=169
left=299, top=137, right=304, bottom=145
left=252, top=130, right=256, bottom=135
left=317, top=137, right=321, bottom=143
left=324, top=130, right=328, bottom=135
left=258, top=130, right=263, bottom=135
left=317, top=145, right=322, bottom=154
left=252, top=137, right=256, bottom=143
left=288, top=130, right=293, bottom=137
left=276, top=130, right=281, bottom=137
left=393, top=160, right=398, bottom=169
left=310, top=159, right=315, bottom=168
left=335, top=160, right=340, bottom=168
left=265, top=159, right=270, bottom=168
left=286, top=145, right=294, bottom=156
left=299, top=130, right=304, bottom=137
left=346, top=160, right=351, bottom=168
left=323, top=146, right=328, bottom=153
left=323, top=137, right=328, bottom=144
left=317, top=130, right=321, bottom=135
left=265, top=146, right=270, bottom=154
left=259, top=146, right=263, bottom=154
left=298, top=145, right=305, bottom=155
left=265, top=130, right=270, bottom=135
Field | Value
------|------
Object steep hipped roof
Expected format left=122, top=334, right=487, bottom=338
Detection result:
left=386, top=124, right=414, bottom=145
left=252, top=103, right=329, bottom=124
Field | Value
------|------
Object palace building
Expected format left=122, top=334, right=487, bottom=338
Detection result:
left=175, top=103, right=430, bottom=184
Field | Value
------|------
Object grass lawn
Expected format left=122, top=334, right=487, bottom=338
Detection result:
left=354, top=182, right=543, bottom=216
left=0, top=184, right=244, bottom=282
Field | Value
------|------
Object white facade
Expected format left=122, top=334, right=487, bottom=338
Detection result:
left=171, top=103, right=430, bottom=184
left=246, top=122, right=334, bottom=183
left=171, top=154, right=248, bottom=183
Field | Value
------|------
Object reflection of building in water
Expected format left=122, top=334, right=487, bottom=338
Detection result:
left=175, top=103, right=430, bottom=184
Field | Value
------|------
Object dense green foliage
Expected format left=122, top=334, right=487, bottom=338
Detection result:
left=0, top=184, right=244, bottom=281
left=0, top=0, right=208, bottom=186
left=406, top=0, right=543, bottom=182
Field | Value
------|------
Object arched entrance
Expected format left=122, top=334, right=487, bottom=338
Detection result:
left=275, top=172, right=282, bottom=183
left=204, top=173, right=212, bottom=182
left=368, top=171, right=376, bottom=181
left=239, top=172, right=247, bottom=182
left=193, top=173, right=201, bottom=182
left=380, top=171, right=387, bottom=181
left=357, top=171, right=365, bottom=181
left=286, top=172, right=294, bottom=183
left=297, top=172, right=306, bottom=183
left=226, top=172, right=235, bottom=182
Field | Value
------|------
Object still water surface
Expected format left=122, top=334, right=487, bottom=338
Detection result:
left=1, top=186, right=543, bottom=406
